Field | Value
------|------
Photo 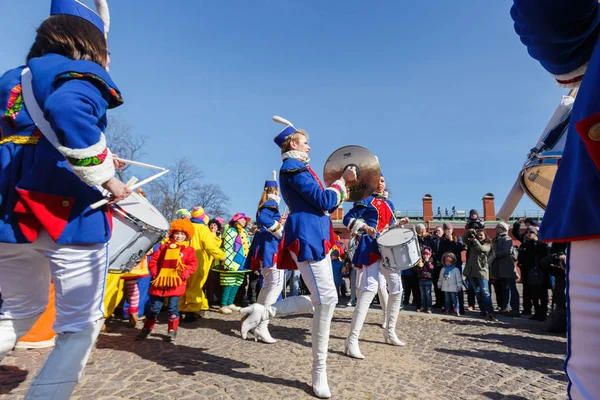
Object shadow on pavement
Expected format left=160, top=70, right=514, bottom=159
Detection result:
left=0, top=365, right=29, bottom=394
left=435, top=348, right=567, bottom=382
left=483, top=392, right=530, bottom=400
left=95, top=332, right=314, bottom=395
left=454, top=332, right=566, bottom=356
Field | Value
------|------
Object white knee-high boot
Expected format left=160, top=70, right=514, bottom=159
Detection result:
left=25, top=319, right=104, bottom=400
left=383, top=293, right=405, bottom=346
left=0, top=316, right=41, bottom=360
left=240, top=296, right=314, bottom=340
left=344, top=291, right=375, bottom=359
left=379, top=285, right=389, bottom=329
left=312, top=303, right=335, bottom=399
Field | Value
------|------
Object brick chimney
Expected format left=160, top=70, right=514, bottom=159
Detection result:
left=482, top=193, right=496, bottom=221
left=423, top=194, right=433, bottom=221
left=330, top=205, right=344, bottom=221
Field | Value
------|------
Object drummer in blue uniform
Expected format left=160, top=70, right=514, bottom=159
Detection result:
left=240, top=116, right=356, bottom=399
left=510, top=2, right=600, bottom=397
left=244, top=172, right=284, bottom=344
left=0, top=1, right=130, bottom=398
left=342, top=175, right=409, bottom=359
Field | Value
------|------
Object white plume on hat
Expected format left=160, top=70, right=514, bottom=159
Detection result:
left=93, top=0, right=110, bottom=38
left=272, top=116, right=294, bottom=128
left=272, top=170, right=277, bottom=181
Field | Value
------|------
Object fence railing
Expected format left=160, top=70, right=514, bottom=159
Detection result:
left=388, top=210, right=544, bottom=221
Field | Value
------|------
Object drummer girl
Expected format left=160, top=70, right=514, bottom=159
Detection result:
left=0, top=1, right=131, bottom=397
left=243, top=173, right=284, bottom=343
left=342, top=175, right=409, bottom=359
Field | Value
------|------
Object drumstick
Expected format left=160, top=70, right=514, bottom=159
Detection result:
left=497, top=177, right=525, bottom=222
left=114, top=157, right=166, bottom=171
left=89, top=170, right=168, bottom=210
left=129, top=169, right=169, bottom=190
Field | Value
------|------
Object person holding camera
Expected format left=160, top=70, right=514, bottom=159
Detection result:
left=518, top=228, right=550, bottom=321
left=463, top=229, right=498, bottom=321
left=512, top=218, right=539, bottom=244
left=516, top=227, right=547, bottom=316
left=425, top=226, right=444, bottom=309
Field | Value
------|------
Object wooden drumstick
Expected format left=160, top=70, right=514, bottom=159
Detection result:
left=497, top=177, right=526, bottom=222
left=114, top=157, right=166, bottom=171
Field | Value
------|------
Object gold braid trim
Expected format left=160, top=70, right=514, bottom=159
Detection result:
left=0, top=135, right=40, bottom=146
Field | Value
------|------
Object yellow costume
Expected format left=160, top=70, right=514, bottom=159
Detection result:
left=181, top=207, right=225, bottom=313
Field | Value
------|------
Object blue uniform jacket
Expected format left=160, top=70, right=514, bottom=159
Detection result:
left=0, top=54, right=123, bottom=244
left=512, top=0, right=600, bottom=242
left=343, top=194, right=396, bottom=267
left=245, top=199, right=281, bottom=270
left=278, top=157, right=343, bottom=269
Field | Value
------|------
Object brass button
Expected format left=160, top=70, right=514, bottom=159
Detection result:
left=61, top=200, right=70, bottom=207
left=589, top=123, right=600, bottom=141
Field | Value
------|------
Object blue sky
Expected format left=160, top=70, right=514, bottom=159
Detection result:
left=1, top=1, right=566, bottom=218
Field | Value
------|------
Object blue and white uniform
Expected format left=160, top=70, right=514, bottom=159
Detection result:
left=0, top=1, right=122, bottom=398
left=511, top=2, right=600, bottom=397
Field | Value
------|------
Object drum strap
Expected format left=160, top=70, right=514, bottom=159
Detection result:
left=21, top=68, right=69, bottom=151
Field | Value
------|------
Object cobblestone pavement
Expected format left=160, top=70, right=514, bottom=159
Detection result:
left=0, top=307, right=567, bottom=400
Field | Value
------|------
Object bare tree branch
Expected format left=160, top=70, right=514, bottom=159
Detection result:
left=148, top=158, right=203, bottom=221
left=105, top=116, right=148, bottom=181
left=194, top=183, right=231, bottom=218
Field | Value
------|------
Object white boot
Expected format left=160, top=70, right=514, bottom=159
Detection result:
left=383, top=293, right=405, bottom=346
left=253, top=320, right=276, bottom=344
left=379, top=286, right=389, bottom=329
left=25, top=319, right=104, bottom=400
left=312, top=303, right=335, bottom=399
left=0, top=315, right=41, bottom=360
left=344, top=291, right=375, bottom=359
left=240, top=296, right=313, bottom=340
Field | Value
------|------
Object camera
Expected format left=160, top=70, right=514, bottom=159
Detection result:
left=465, top=218, right=485, bottom=230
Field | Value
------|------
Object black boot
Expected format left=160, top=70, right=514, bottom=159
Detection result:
left=136, top=318, right=156, bottom=340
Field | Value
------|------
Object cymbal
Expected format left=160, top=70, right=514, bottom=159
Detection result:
left=323, top=145, right=381, bottom=202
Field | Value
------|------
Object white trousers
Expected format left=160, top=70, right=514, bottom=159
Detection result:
left=566, top=239, right=600, bottom=400
left=258, top=266, right=286, bottom=306
left=0, top=230, right=108, bottom=334
left=356, top=260, right=403, bottom=295
left=289, top=252, right=338, bottom=306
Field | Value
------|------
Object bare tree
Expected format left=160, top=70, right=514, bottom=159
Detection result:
left=105, top=116, right=148, bottom=181
left=194, top=183, right=231, bottom=218
left=148, top=158, right=203, bottom=221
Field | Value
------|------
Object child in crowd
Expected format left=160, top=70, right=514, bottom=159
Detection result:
left=437, top=252, right=463, bottom=316
left=417, top=247, right=434, bottom=313
left=137, top=219, right=197, bottom=342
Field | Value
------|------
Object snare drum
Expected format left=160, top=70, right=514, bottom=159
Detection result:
left=108, top=192, right=170, bottom=272
left=377, top=228, right=421, bottom=271
left=520, top=110, right=571, bottom=209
